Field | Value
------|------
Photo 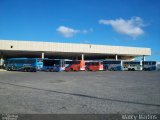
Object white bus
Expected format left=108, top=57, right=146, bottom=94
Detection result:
left=122, top=61, right=143, bottom=71
left=142, top=61, right=157, bottom=71
left=157, top=62, right=160, bottom=71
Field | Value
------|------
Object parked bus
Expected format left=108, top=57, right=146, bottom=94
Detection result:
left=102, top=60, right=122, bottom=71
left=65, top=60, right=85, bottom=71
left=142, top=61, right=157, bottom=71
left=122, top=61, right=142, bottom=71
left=157, top=62, right=160, bottom=71
left=42, top=59, right=65, bottom=72
left=85, top=61, right=103, bottom=71
left=5, top=58, right=43, bottom=72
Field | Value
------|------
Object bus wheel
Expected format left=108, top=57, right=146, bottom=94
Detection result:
left=24, top=68, right=28, bottom=72
left=50, top=69, right=54, bottom=72
left=30, top=68, right=33, bottom=72
left=69, top=68, right=73, bottom=72
left=85, top=68, right=89, bottom=71
left=7, top=68, right=10, bottom=71
left=30, top=68, right=35, bottom=72
left=128, top=68, right=131, bottom=71
left=33, top=69, right=37, bottom=72
left=22, top=68, right=26, bottom=72
left=132, top=68, right=135, bottom=71
left=31, top=68, right=36, bottom=72
left=26, top=68, right=30, bottom=72
left=104, top=68, right=108, bottom=71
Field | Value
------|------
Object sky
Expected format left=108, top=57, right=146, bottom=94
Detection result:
left=0, top=0, right=160, bottom=61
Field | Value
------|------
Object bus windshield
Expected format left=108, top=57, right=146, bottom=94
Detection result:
left=43, top=60, right=60, bottom=66
left=103, top=61, right=121, bottom=64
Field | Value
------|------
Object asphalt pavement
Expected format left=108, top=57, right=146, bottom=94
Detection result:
left=0, top=71, right=160, bottom=114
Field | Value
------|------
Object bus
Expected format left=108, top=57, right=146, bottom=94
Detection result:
left=157, top=62, right=160, bottom=71
left=142, top=61, right=157, bottom=71
left=42, top=59, right=65, bottom=72
left=5, top=58, right=43, bottom=72
left=65, top=60, right=85, bottom=71
left=85, top=61, right=103, bottom=71
left=102, top=60, right=122, bottom=71
left=122, top=61, right=142, bottom=71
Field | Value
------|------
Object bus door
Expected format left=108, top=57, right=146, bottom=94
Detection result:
left=36, top=58, right=43, bottom=70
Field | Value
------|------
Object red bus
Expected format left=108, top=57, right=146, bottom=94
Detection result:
left=65, top=60, right=85, bottom=71
left=85, top=61, right=103, bottom=71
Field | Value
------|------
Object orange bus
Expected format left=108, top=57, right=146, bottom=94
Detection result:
left=85, top=61, right=103, bottom=71
left=65, top=60, right=85, bottom=71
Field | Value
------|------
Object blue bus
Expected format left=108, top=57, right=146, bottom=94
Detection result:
left=142, top=61, right=157, bottom=71
left=5, top=58, right=43, bottom=72
left=102, top=60, right=122, bottom=71
left=42, top=59, right=65, bottom=72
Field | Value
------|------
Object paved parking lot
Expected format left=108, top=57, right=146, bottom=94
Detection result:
left=0, top=71, right=160, bottom=114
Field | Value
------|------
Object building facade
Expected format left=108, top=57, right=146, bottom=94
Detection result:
left=0, top=40, right=151, bottom=66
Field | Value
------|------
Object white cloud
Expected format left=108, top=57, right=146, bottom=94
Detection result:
left=57, top=26, right=79, bottom=38
left=99, top=17, right=145, bottom=38
left=57, top=26, right=93, bottom=38
left=81, top=28, right=93, bottom=34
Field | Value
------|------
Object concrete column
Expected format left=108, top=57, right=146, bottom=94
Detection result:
left=0, top=56, right=4, bottom=68
left=142, top=55, right=145, bottom=61
left=81, top=54, right=84, bottom=60
left=0, top=57, right=3, bottom=65
left=115, top=54, right=118, bottom=61
left=41, top=52, right=45, bottom=59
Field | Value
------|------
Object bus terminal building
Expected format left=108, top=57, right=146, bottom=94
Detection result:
left=0, top=40, right=151, bottom=66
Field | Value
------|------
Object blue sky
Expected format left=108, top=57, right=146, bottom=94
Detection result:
left=0, top=0, right=160, bottom=61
